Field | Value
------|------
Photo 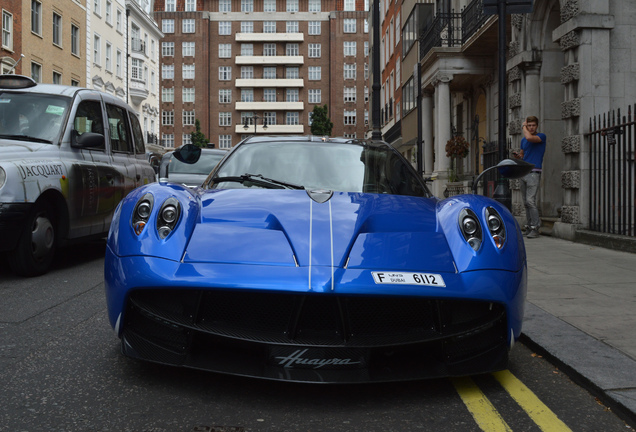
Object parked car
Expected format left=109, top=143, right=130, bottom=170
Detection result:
left=0, top=75, right=155, bottom=276
left=105, top=135, right=533, bottom=383
left=159, top=148, right=226, bottom=187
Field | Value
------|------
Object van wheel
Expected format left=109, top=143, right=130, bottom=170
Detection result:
left=10, top=201, right=56, bottom=277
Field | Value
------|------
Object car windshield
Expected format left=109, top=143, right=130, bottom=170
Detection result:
left=0, top=92, right=70, bottom=143
left=212, top=141, right=429, bottom=197
left=169, top=151, right=224, bottom=175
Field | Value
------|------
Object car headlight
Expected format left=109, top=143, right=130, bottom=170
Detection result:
left=486, top=207, right=506, bottom=249
left=0, top=167, right=6, bottom=189
left=132, top=193, right=154, bottom=235
left=157, top=197, right=181, bottom=239
left=459, top=208, right=482, bottom=251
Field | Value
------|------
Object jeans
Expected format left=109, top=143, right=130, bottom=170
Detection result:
left=520, top=172, right=541, bottom=228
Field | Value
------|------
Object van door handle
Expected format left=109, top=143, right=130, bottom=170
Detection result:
left=136, top=174, right=141, bottom=181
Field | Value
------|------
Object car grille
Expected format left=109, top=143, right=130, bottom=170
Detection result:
left=122, top=289, right=508, bottom=382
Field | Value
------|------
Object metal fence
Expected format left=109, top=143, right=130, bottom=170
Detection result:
left=587, top=104, right=635, bottom=237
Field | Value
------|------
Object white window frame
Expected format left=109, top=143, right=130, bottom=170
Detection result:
left=31, top=0, right=42, bottom=36
left=219, top=89, right=232, bottom=104
left=344, top=19, right=356, bottom=33
left=308, top=21, right=320, bottom=35
left=182, top=64, right=195, bottom=80
left=218, top=21, right=231, bottom=35
left=52, top=12, right=62, bottom=46
left=308, top=43, right=321, bottom=58
left=219, top=66, right=231, bottom=81
left=219, top=0, right=231, bottom=12
left=219, top=43, right=231, bottom=58
left=162, top=87, right=174, bottom=103
left=219, top=135, right=232, bottom=149
left=182, top=19, right=195, bottom=34
left=162, top=42, right=175, bottom=57
left=308, top=89, right=321, bottom=104
left=183, top=41, right=195, bottom=56
left=2, top=10, right=13, bottom=51
left=162, top=19, right=175, bottom=34
left=219, top=112, right=232, bottom=127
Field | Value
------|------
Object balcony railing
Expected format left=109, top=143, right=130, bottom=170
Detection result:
left=462, top=0, right=489, bottom=43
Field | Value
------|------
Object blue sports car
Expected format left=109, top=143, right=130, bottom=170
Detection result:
left=105, top=136, right=532, bottom=383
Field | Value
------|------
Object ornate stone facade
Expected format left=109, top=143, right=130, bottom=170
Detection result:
left=560, top=31, right=581, bottom=51
left=560, top=0, right=580, bottom=23
left=561, top=135, right=581, bottom=153
left=561, top=206, right=580, bottom=224
left=561, top=63, right=580, bottom=85
left=561, top=98, right=581, bottom=119
left=561, top=171, right=580, bottom=189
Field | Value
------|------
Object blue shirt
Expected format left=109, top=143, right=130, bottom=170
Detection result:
left=521, top=132, right=547, bottom=170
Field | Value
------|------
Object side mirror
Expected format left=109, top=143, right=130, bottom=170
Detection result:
left=72, top=131, right=105, bottom=149
left=173, top=144, right=201, bottom=164
left=472, top=159, right=534, bottom=194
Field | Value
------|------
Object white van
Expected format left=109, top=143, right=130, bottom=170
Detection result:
left=0, top=75, right=155, bottom=276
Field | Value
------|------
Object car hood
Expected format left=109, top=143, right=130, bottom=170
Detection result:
left=182, top=189, right=456, bottom=272
left=0, top=139, right=52, bottom=157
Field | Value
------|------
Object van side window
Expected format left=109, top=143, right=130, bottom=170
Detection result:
left=73, top=100, right=105, bottom=150
left=106, top=104, right=133, bottom=153
left=129, top=112, right=146, bottom=155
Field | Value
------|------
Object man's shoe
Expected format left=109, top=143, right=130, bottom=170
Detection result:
left=522, top=225, right=530, bottom=236
left=527, top=228, right=540, bottom=239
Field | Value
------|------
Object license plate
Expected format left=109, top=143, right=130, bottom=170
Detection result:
left=372, top=271, right=446, bottom=287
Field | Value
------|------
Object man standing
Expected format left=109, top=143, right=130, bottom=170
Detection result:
left=513, top=116, right=546, bottom=239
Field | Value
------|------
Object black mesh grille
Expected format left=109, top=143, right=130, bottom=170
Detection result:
left=126, top=289, right=505, bottom=348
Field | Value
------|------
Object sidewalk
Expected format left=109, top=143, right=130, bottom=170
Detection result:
left=521, top=235, right=636, bottom=424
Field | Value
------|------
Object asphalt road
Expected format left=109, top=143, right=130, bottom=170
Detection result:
left=0, top=240, right=631, bottom=432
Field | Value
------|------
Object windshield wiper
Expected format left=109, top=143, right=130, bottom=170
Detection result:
left=212, top=173, right=304, bottom=190
left=0, top=134, right=53, bottom=144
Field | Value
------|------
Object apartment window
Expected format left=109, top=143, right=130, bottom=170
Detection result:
left=308, top=0, right=321, bottom=12
left=31, top=1, right=42, bottom=35
left=308, top=21, right=320, bottom=35
left=308, top=66, right=321, bottom=80
left=31, top=62, right=42, bottom=82
left=286, top=112, right=299, bottom=125
left=183, top=110, right=195, bottom=126
left=241, top=21, right=253, bottom=33
left=403, top=11, right=417, bottom=54
left=264, top=112, right=276, bottom=126
left=365, top=110, right=369, bottom=125
left=219, top=43, right=231, bottom=58
left=106, top=0, right=112, bottom=24
left=344, top=41, right=356, bottom=56
left=182, top=87, right=195, bottom=103
left=364, top=63, right=369, bottom=79
left=219, top=66, right=231, bottom=80
left=219, top=135, right=232, bottom=149
left=286, top=43, right=299, bottom=56
left=162, top=110, right=174, bottom=126
left=185, top=0, right=196, bottom=11
left=219, top=89, right=232, bottom=104
left=218, top=21, right=231, bottom=35
left=116, top=50, right=122, bottom=76
left=219, top=112, right=232, bottom=127
left=286, top=0, right=298, bottom=12
left=241, top=112, right=254, bottom=126
left=308, top=43, right=321, bottom=58
left=71, top=79, right=79, bottom=87
left=286, top=89, right=298, bottom=102
left=308, top=89, right=321, bottom=104
left=344, top=63, right=356, bottom=79
left=344, top=87, right=356, bottom=103
left=105, top=43, right=112, bottom=72
left=344, top=0, right=355, bottom=10
left=364, top=86, right=369, bottom=102
left=131, top=58, right=142, bottom=79
left=263, top=67, right=276, bottom=79
left=162, top=87, right=174, bottom=103
left=162, top=19, right=174, bottom=33
left=52, top=13, right=62, bottom=46
left=241, top=88, right=254, bottom=102
left=219, top=0, right=231, bottom=12
left=70, top=24, right=80, bottom=56
left=263, top=43, right=276, bottom=56
left=162, top=42, right=174, bottom=56
left=286, top=21, right=298, bottom=33
left=94, top=0, right=102, bottom=15
left=263, top=88, right=276, bottom=102
left=162, top=64, right=174, bottom=80
left=241, top=0, right=253, bottom=12
left=344, top=19, right=356, bottom=33
left=263, top=21, right=276, bottom=33
left=241, top=66, right=254, bottom=79
left=364, top=41, right=369, bottom=57
left=183, top=41, right=195, bottom=56
left=403, top=77, right=415, bottom=113
left=286, top=67, right=299, bottom=79
left=2, top=11, right=13, bottom=50
left=183, top=64, right=195, bottom=80
left=364, top=19, right=368, bottom=33
left=182, top=19, right=195, bottom=33
left=241, top=44, right=254, bottom=56
left=165, top=0, right=176, bottom=11
left=183, top=134, right=192, bottom=145
left=116, top=9, right=122, bottom=32
left=52, top=71, right=62, bottom=84
left=344, top=110, right=356, bottom=125
left=93, top=34, right=101, bottom=65
left=162, top=134, right=174, bottom=148
left=264, top=0, right=276, bottom=11
left=308, top=112, right=314, bottom=126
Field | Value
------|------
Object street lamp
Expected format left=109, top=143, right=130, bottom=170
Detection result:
left=243, top=114, right=268, bottom=135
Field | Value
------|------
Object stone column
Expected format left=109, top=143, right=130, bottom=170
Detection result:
left=433, top=72, right=452, bottom=176
left=523, top=63, right=541, bottom=119
left=422, top=90, right=434, bottom=175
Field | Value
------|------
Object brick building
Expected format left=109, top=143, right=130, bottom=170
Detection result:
left=153, top=0, right=370, bottom=150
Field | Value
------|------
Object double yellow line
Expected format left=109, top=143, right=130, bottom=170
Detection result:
left=451, top=370, right=572, bottom=432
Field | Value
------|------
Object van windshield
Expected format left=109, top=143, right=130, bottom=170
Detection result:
left=0, top=92, right=71, bottom=144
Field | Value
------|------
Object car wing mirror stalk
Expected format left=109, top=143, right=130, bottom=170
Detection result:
left=471, top=159, right=534, bottom=194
